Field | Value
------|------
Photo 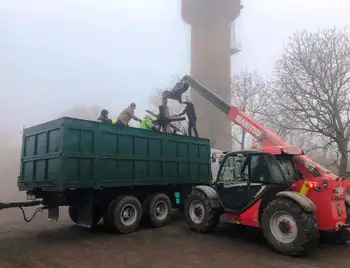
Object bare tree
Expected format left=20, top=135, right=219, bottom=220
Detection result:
left=231, top=69, right=269, bottom=149
left=269, top=28, right=350, bottom=173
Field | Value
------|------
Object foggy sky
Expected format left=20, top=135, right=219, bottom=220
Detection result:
left=0, top=0, right=349, bottom=141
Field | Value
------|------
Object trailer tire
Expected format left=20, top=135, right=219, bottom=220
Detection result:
left=105, top=195, right=142, bottom=234
left=261, top=198, right=319, bottom=256
left=147, top=193, right=172, bottom=228
left=68, top=206, right=102, bottom=227
left=184, top=189, right=221, bottom=233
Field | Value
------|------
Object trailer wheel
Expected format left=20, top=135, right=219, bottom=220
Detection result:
left=147, top=193, right=172, bottom=228
left=261, top=198, right=319, bottom=256
left=105, top=195, right=142, bottom=234
left=68, top=206, right=102, bottom=227
left=184, top=189, right=221, bottom=233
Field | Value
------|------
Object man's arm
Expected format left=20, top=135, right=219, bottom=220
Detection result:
left=98, top=118, right=113, bottom=124
left=106, top=118, right=119, bottom=125
left=177, top=107, right=187, bottom=117
left=127, top=110, right=142, bottom=122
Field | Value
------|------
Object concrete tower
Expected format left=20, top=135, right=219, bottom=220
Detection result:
left=182, top=0, right=242, bottom=151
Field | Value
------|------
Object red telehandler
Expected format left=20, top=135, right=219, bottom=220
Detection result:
left=168, top=75, right=350, bottom=256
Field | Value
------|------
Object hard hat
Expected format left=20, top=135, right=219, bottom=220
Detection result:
left=101, top=109, right=108, bottom=115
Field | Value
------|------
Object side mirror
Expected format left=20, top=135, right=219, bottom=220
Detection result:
left=211, top=153, right=217, bottom=163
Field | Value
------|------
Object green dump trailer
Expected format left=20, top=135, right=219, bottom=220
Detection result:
left=4, top=117, right=211, bottom=233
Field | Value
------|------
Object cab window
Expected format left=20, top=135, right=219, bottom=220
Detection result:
left=250, top=154, right=286, bottom=184
left=218, top=154, right=249, bottom=182
left=275, top=155, right=297, bottom=182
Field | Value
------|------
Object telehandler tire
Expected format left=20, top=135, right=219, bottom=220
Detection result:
left=184, top=189, right=221, bottom=233
left=261, top=198, right=319, bottom=256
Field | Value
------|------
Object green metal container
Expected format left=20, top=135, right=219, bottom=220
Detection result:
left=18, top=117, right=212, bottom=192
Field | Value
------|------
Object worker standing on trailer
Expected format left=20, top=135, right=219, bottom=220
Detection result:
left=176, top=97, right=199, bottom=137
left=117, top=103, right=142, bottom=126
left=140, top=115, right=157, bottom=131
left=97, top=109, right=118, bottom=124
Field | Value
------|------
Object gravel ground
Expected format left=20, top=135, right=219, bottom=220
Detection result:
left=0, top=208, right=349, bottom=268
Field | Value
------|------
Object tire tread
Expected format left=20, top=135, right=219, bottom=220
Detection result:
left=185, top=189, right=221, bottom=233
left=261, top=198, right=319, bottom=256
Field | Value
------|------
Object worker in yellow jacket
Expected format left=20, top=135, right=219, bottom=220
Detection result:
left=139, top=115, right=155, bottom=130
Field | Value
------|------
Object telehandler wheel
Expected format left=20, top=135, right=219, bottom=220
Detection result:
left=184, top=189, right=221, bottom=233
left=261, top=198, right=319, bottom=256
left=104, top=195, right=142, bottom=234
left=68, top=206, right=102, bottom=227
left=147, top=193, right=172, bottom=228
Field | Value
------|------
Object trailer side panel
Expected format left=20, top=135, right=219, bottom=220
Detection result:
left=18, top=117, right=211, bottom=192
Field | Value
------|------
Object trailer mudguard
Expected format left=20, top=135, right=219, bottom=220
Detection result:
left=276, top=191, right=316, bottom=212
left=193, top=185, right=221, bottom=208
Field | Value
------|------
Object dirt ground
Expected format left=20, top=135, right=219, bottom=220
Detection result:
left=0, top=209, right=349, bottom=268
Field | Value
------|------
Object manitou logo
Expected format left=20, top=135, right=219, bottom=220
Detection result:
left=235, top=115, right=262, bottom=137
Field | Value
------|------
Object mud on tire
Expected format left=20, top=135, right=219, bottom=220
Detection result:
left=184, top=189, right=221, bottom=233
left=261, top=198, right=319, bottom=256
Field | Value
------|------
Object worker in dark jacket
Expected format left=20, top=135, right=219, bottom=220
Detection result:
left=176, top=97, right=199, bottom=137
left=97, top=109, right=118, bottom=125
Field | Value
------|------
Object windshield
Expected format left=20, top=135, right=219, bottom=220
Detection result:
left=275, top=155, right=297, bottom=182
left=218, top=154, right=245, bottom=181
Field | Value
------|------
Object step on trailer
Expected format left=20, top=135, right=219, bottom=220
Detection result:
left=0, top=117, right=212, bottom=234
left=167, top=75, right=350, bottom=256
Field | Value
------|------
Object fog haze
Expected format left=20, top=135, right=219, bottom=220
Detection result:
left=0, top=0, right=349, bottom=200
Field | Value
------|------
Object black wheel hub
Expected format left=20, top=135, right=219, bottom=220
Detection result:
left=194, top=207, right=202, bottom=217
left=278, top=221, right=291, bottom=233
